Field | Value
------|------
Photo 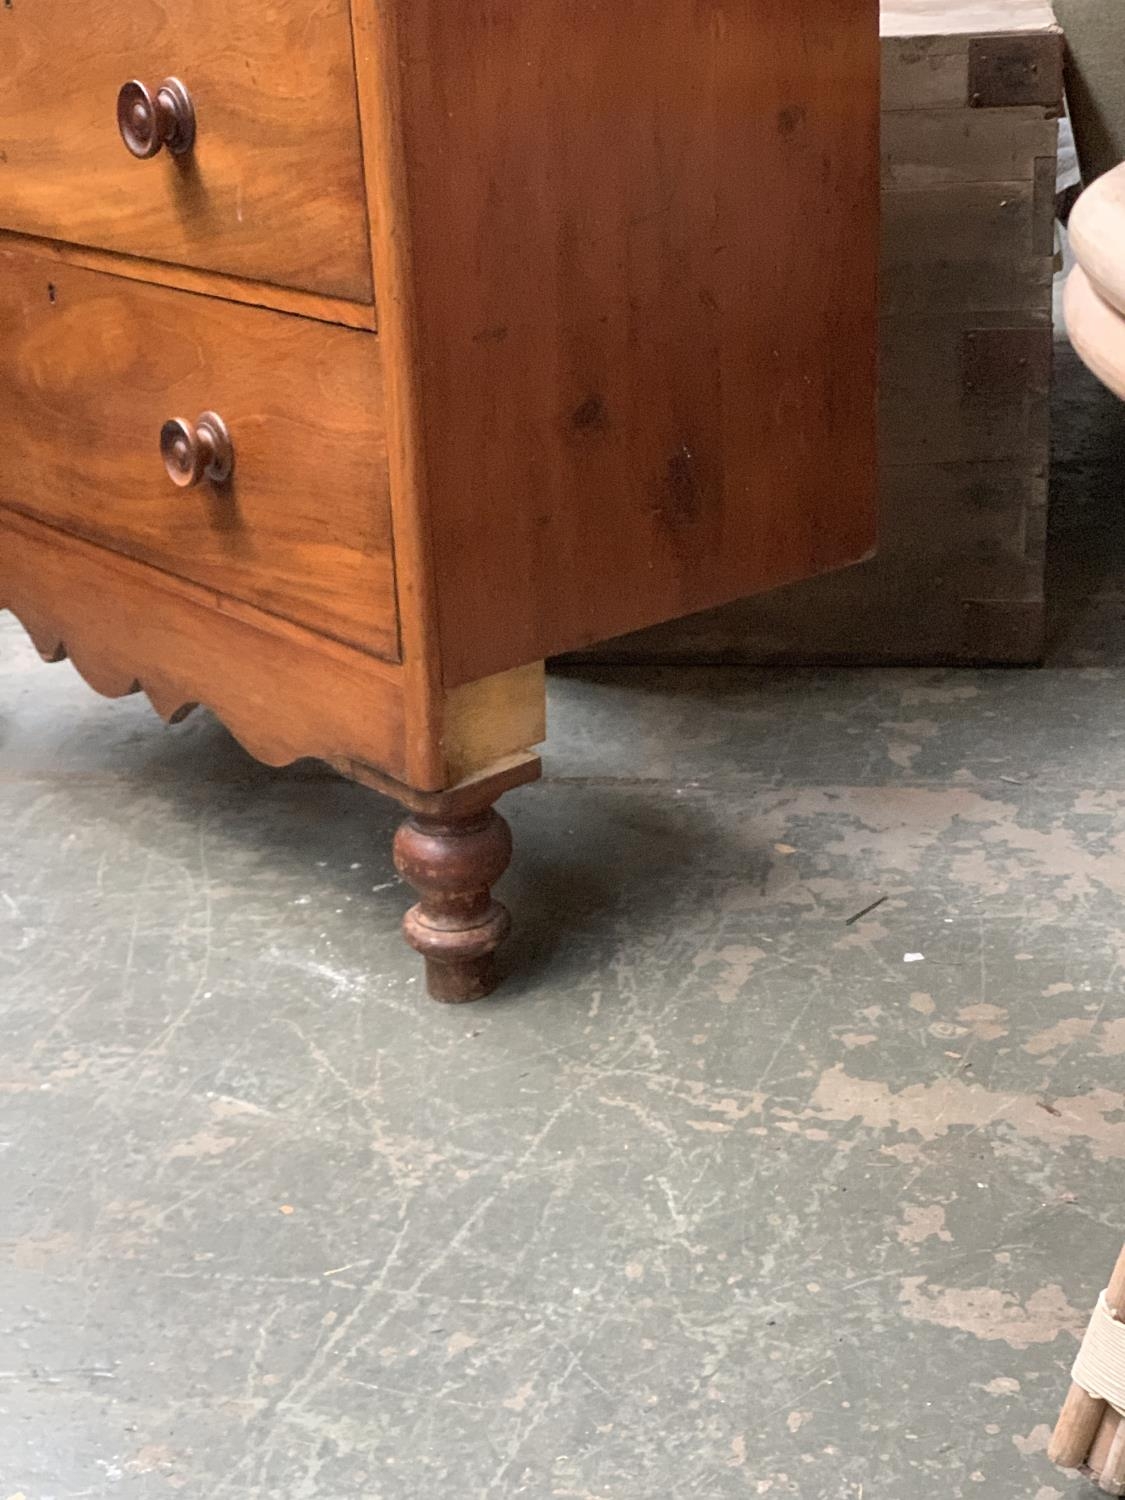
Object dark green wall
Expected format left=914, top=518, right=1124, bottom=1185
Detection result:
left=1054, top=0, right=1125, bottom=181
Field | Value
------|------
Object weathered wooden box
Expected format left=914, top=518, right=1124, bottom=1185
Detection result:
left=578, top=0, right=1062, bottom=667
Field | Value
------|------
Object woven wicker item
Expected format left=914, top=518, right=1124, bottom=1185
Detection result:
left=1050, top=1247, right=1125, bottom=1492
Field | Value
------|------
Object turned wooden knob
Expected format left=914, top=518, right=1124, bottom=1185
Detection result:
left=160, top=412, right=233, bottom=488
left=116, top=78, right=196, bottom=159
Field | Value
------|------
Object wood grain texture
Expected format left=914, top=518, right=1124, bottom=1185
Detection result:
left=571, top=13, right=1056, bottom=670
left=364, top=0, right=880, bottom=687
left=0, top=508, right=408, bottom=784
left=442, top=663, right=547, bottom=787
left=882, top=13, right=1061, bottom=115
left=579, top=462, right=1047, bottom=666
left=0, top=0, right=372, bottom=299
left=0, top=246, right=397, bottom=658
left=881, top=109, right=1059, bottom=191
left=350, top=0, right=448, bottom=788
left=394, top=808, right=514, bottom=1001
left=392, top=755, right=542, bottom=818
left=0, top=509, right=545, bottom=802
left=0, top=231, right=377, bottom=331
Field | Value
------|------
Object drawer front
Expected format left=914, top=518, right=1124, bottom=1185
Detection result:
left=0, top=1, right=372, bottom=301
left=0, top=249, right=398, bottom=660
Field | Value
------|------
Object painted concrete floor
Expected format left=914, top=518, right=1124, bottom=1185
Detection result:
left=2, top=343, right=1125, bottom=1499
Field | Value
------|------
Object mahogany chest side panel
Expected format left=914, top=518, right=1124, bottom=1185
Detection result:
left=369, top=0, right=881, bottom=687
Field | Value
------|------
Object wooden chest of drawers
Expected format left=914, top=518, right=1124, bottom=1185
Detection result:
left=0, top=0, right=880, bottom=999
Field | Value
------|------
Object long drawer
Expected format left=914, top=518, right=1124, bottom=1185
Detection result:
left=0, top=0, right=372, bottom=301
left=0, top=248, right=398, bottom=660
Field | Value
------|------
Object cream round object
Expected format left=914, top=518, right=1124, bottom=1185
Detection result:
left=1069, top=161, right=1125, bottom=319
left=1065, top=263, right=1125, bottom=405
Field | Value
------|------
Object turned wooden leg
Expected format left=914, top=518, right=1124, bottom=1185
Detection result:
left=392, top=806, right=513, bottom=1002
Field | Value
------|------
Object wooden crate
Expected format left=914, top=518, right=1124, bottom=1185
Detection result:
left=574, top=0, right=1062, bottom=667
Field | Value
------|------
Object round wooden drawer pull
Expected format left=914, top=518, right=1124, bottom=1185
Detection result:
left=116, top=78, right=196, bottom=159
left=160, top=413, right=233, bottom=488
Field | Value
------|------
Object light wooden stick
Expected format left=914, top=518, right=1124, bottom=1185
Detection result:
left=1049, top=1246, right=1125, bottom=1470
left=1097, top=1416, right=1125, bottom=1496
left=1092, top=1258, right=1125, bottom=1495
left=1090, top=1413, right=1119, bottom=1477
